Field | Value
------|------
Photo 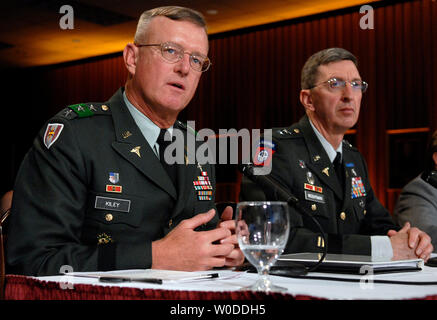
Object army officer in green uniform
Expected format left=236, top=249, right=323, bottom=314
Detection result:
left=242, top=48, right=433, bottom=261
left=7, top=6, right=244, bottom=276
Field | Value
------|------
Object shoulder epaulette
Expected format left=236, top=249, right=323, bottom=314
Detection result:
left=59, top=103, right=112, bottom=120
left=273, top=125, right=302, bottom=139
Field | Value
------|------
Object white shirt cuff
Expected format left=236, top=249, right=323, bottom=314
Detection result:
left=371, top=236, right=393, bottom=260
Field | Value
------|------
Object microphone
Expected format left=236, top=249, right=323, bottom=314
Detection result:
left=239, top=163, right=299, bottom=205
left=238, top=163, right=327, bottom=273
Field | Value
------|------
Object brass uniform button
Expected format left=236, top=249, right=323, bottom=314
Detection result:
left=105, top=213, right=113, bottom=222
left=101, top=104, right=109, bottom=111
left=294, top=128, right=300, bottom=134
left=168, top=219, right=173, bottom=228
left=311, top=204, right=317, bottom=211
left=363, top=210, right=367, bottom=215
left=340, top=212, right=346, bottom=221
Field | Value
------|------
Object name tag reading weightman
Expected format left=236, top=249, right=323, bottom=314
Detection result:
left=95, top=196, right=131, bottom=213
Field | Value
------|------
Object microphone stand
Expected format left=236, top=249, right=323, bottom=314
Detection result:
left=239, top=164, right=328, bottom=273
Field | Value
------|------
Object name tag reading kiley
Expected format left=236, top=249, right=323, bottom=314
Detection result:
left=95, top=196, right=131, bottom=213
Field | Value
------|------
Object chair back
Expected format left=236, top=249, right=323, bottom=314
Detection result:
left=0, top=191, right=12, bottom=300
left=0, top=209, right=10, bottom=300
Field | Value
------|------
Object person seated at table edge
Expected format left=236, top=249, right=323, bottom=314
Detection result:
left=6, top=6, right=244, bottom=276
left=240, top=47, right=433, bottom=262
left=394, top=129, right=437, bottom=251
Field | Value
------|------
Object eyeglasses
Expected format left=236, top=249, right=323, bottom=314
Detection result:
left=134, top=41, right=211, bottom=72
left=310, top=78, right=368, bottom=93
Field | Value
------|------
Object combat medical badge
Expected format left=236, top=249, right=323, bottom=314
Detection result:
left=43, top=123, right=64, bottom=149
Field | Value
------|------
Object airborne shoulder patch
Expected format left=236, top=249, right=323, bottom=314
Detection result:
left=253, top=140, right=276, bottom=167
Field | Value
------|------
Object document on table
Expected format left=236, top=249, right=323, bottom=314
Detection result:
left=65, top=269, right=219, bottom=284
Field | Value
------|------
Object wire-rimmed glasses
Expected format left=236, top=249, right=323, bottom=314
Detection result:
left=135, top=41, right=211, bottom=72
left=310, top=78, right=368, bottom=93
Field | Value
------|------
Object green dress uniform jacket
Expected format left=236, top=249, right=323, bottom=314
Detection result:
left=241, top=116, right=398, bottom=255
left=7, top=88, right=217, bottom=276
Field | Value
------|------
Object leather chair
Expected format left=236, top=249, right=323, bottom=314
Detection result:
left=0, top=190, right=13, bottom=300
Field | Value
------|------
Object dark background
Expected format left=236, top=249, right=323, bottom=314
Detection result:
left=1, top=0, right=436, bottom=213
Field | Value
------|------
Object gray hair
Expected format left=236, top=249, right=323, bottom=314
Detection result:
left=301, top=48, right=358, bottom=90
left=134, top=6, right=207, bottom=44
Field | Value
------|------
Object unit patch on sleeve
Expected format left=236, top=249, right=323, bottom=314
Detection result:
left=43, top=123, right=64, bottom=149
left=253, top=140, right=276, bottom=167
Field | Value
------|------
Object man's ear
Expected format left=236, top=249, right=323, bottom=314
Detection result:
left=300, top=89, right=315, bottom=112
left=123, top=43, right=138, bottom=76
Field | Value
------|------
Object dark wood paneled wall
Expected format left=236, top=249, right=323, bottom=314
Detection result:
left=3, top=0, right=436, bottom=210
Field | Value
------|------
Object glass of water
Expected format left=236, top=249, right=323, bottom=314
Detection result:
left=236, top=201, right=290, bottom=292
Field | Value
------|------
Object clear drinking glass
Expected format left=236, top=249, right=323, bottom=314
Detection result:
left=236, top=201, right=290, bottom=292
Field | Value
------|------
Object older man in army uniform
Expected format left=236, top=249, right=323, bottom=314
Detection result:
left=7, top=6, right=243, bottom=276
left=242, top=48, right=433, bottom=261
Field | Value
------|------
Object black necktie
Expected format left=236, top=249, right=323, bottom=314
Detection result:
left=157, top=129, right=177, bottom=186
left=333, top=152, right=344, bottom=191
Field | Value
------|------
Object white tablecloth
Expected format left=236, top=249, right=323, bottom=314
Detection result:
left=36, top=265, right=437, bottom=300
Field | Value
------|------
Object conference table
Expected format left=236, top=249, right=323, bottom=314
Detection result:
left=3, top=265, right=437, bottom=318
left=5, top=265, right=437, bottom=301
